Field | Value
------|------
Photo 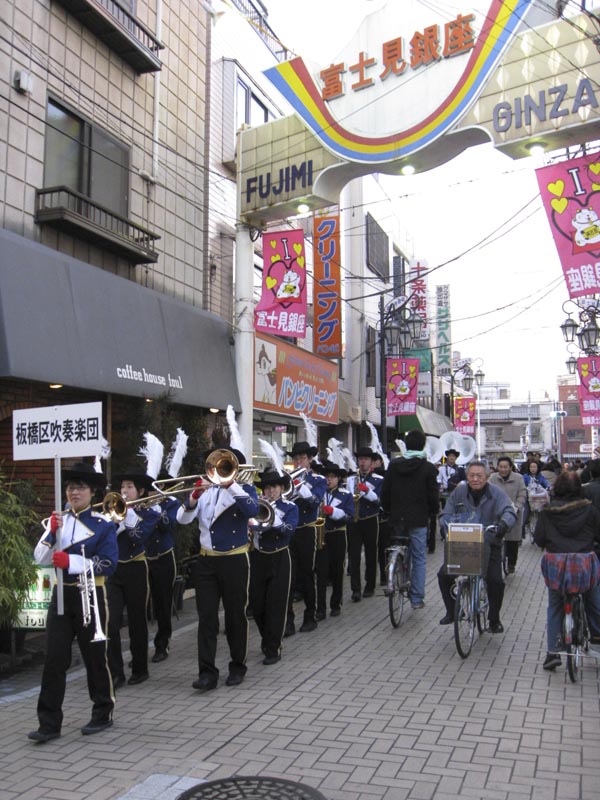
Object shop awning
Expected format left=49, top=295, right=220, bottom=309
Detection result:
left=0, top=229, right=240, bottom=410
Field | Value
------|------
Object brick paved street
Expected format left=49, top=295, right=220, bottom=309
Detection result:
left=2, top=541, right=599, bottom=800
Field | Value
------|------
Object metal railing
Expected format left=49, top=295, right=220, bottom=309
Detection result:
left=230, top=0, right=290, bottom=61
left=89, top=0, right=162, bottom=55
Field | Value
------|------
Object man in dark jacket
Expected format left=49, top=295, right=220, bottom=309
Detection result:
left=582, top=458, right=600, bottom=510
left=380, top=430, right=439, bottom=609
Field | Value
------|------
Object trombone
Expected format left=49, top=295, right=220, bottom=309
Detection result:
left=151, top=449, right=257, bottom=495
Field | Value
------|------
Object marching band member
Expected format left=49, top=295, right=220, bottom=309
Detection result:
left=249, top=463, right=298, bottom=665
left=285, top=440, right=327, bottom=635
left=315, top=460, right=354, bottom=619
left=107, top=466, right=161, bottom=689
left=28, top=462, right=118, bottom=743
left=346, top=446, right=384, bottom=602
left=177, top=445, right=259, bottom=691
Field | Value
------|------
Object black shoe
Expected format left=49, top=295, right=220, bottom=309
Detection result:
left=81, top=719, right=113, bottom=736
left=192, top=675, right=218, bottom=691
left=507, top=566, right=515, bottom=574
left=128, top=672, right=149, bottom=686
left=292, top=592, right=303, bottom=603
left=283, top=622, right=295, bottom=638
left=543, top=652, right=561, bottom=671
left=300, top=619, right=317, bottom=633
left=315, top=609, right=326, bottom=621
left=112, top=673, right=126, bottom=691
left=330, top=608, right=341, bottom=617
left=225, top=672, right=244, bottom=687
left=262, top=654, right=281, bottom=666
left=152, top=649, right=169, bottom=663
left=27, top=729, right=60, bottom=743
left=439, top=614, right=453, bottom=625
left=379, top=574, right=386, bottom=586
left=362, top=589, right=374, bottom=598
left=489, top=621, right=504, bottom=634
left=351, top=592, right=361, bottom=602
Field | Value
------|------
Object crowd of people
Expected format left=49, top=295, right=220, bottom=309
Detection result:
left=26, top=430, right=600, bottom=743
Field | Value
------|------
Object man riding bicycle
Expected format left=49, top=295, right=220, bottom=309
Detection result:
left=438, top=461, right=517, bottom=634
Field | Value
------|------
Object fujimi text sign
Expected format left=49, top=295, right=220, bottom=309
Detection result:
left=13, top=402, right=103, bottom=461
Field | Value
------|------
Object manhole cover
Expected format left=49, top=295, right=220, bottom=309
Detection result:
left=176, top=776, right=327, bottom=800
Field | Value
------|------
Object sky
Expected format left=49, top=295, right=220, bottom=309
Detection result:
left=262, top=0, right=574, bottom=403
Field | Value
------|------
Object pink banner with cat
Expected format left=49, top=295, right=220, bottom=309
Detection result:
left=577, top=356, right=600, bottom=426
left=536, top=155, right=600, bottom=299
left=385, top=357, right=419, bottom=416
left=255, top=229, right=307, bottom=337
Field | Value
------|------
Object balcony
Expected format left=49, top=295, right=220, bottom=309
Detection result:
left=55, top=0, right=163, bottom=73
left=35, top=186, right=160, bottom=264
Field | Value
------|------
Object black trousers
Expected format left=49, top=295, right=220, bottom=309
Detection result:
left=193, top=551, right=249, bottom=680
left=505, top=540, right=520, bottom=568
left=148, top=549, right=176, bottom=651
left=107, top=559, right=149, bottom=679
left=249, top=548, right=291, bottom=658
left=316, top=528, right=347, bottom=612
left=288, top=524, right=317, bottom=624
left=437, top=542, right=505, bottom=624
left=37, top=584, right=113, bottom=733
left=348, top=515, right=379, bottom=594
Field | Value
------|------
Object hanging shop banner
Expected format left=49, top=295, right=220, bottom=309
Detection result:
left=536, top=154, right=600, bottom=300
left=255, top=229, right=307, bottom=338
left=386, top=357, right=419, bottom=416
left=313, top=208, right=342, bottom=357
left=254, top=334, right=338, bottom=423
left=13, top=402, right=103, bottom=461
left=454, top=397, right=476, bottom=436
left=436, top=285, right=452, bottom=377
left=577, top=356, right=600, bottom=426
left=408, top=259, right=428, bottom=340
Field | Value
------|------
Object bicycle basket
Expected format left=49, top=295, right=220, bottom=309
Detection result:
left=541, top=552, right=600, bottom=594
left=445, top=523, right=485, bottom=576
left=528, top=485, right=549, bottom=511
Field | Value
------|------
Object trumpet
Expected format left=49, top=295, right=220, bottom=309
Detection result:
left=282, top=467, right=308, bottom=500
left=77, top=545, right=106, bottom=643
left=249, top=498, right=277, bottom=530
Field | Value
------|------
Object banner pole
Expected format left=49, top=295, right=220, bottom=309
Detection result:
left=54, top=456, right=64, bottom=616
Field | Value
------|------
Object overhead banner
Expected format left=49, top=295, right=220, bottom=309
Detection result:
left=536, top=154, right=600, bottom=299
left=436, top=285, right=452, bottom=377
left=577, top=356, right=600, bottom=426
left=313, top=208, right=342, bottom=358
left=255, top=230, right=307, bottom=338
left=254, top=334, right=338, bottom=423
left=12, top=402, right=103, bottom=461
left=408, top=259, right=428, bottom=340
left=386, top=357, right=419, bottom=416
left=454, top=397, right=476, bottom=436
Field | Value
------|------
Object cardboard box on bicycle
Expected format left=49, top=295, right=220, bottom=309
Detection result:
left=445, top=523, right=484, bottom=576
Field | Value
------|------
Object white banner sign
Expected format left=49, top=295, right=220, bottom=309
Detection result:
left=17, top=565, right=56, bottom=629
left=12, top=402, right=103, bottom=461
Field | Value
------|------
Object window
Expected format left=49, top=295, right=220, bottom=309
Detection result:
left=565, top=402, right=581, bottom=416
left=236, top=79, right=272, bottom=130
left=366, top=325, right=376, bottom=387
left=44, top=99, right=129, bottom=217
left=366, top=213, right=389, bottom=280
left=566, top=428, right=585, bottom=442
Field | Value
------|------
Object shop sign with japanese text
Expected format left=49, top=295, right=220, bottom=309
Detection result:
left=255, top=230, right=307, bottom=338
left=454, top=397, right=476, bottom=436
left=13, top=402, right=103, bottom=461
left=386, top=357, right=419, bottom=416
left=313, top=208, right=342, bottom=357
left=254, top=334, right=338, bottom=423
left=577, top=356, right=600, bottom=426
left=436, top=285, right=452, bottom=376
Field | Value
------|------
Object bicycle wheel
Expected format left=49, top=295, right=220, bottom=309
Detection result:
left=501, top=541, right=509, bottom=577
left=388, top=555, right=405, bottom=628
left=476, top=578, right=489, bottom=634
left=527, top=510, right=538, bottom=542
left=454, top=579, right=475, bottom=658
left=563, top=603, right=577, bottom=683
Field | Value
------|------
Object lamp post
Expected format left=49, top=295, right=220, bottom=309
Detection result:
left=379, top=294, right=424, bottom=456
left=473, top=363, right=485, bottom=459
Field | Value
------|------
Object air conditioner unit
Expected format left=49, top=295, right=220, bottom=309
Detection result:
left=350, top=406, right=363, bottom=422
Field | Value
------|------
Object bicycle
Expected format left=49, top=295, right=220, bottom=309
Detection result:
left=384, top=538, right=411, bottom=628
left=452, top=572, right=489, bottom=658
left=541, top=552, right=597, bottom=683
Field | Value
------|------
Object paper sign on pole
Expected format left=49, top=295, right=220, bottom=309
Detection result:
left=12, top=402, right=103, bottom=461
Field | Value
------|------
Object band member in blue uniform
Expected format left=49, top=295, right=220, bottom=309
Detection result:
left=146, top=488, right=182, bottom=663
left=249, top=468, right=299, bottom=665
left=346, top=447, right=384, bottom=601
left=285, top=441, right=327, bottom=635
left=107, top=468, right=160, bottom=689
left=28, top=463, right=118, bottom=743
left=177, top=447, right=259, bottom=691
left=315, top=460, right=354, bottom=619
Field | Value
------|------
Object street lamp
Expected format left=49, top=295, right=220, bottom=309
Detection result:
left=473, top=362, right=485, bottom=459
left=561, top=299, right=600, bottom=356
left=379, top=294, right=423, bottom=455
left=449, top=362, right=473, bottom=422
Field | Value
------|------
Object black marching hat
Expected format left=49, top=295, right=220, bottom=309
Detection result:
left=320, top=459, right=347, bottom=478
left=63, top=461, right=106, bottom=489
left=256, top=469, right=291, bottom=491
left=355, top=446, right=377, bottom=459
left=289, top=440, right=318, bottom=458
left=112, top=466, right=155, bottom=492
left=445, top=449, right=460, bottom=458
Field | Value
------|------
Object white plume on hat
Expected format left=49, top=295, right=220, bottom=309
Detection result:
left=138, top=432, right=164, bottom=480
left=327, top=437, right=346, bottom=470
left=366, top=421, right=389, bottom=469
left=342, top=447, right=357, bottom=473
left=394, top=438, right=407, bottom=457
left=300, top=412, right=320, bottom=463
left=226, top=404, right=245, bottom=455
left=94, top=436, right=111, bottom=473
left=258, top=438, right=285, bottom=476
left=166, top=428, right=188, bottom=478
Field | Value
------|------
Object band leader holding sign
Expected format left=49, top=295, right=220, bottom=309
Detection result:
left=28, top=462, right=118, bottom=743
